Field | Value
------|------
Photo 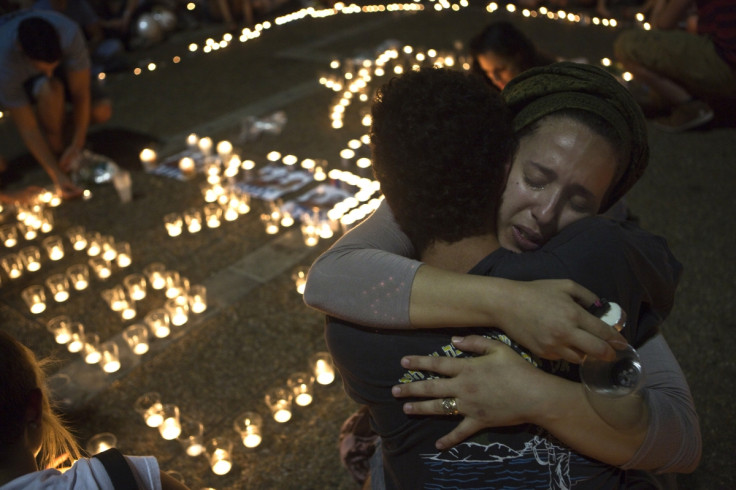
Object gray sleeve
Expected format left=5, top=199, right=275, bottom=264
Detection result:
left=303, top=199, right=421, bottom=327
left=622, top=333, right=701, bottom=473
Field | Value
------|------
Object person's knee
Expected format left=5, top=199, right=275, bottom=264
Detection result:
left=91, top=99, right=113, bottom=124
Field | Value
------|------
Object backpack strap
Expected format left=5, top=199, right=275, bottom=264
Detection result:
left=93, top=448, right=139, bottom=490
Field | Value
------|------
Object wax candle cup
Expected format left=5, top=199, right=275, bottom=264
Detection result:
left=86, top=232, right=102, bottom=256
left=179, top=156, right=196, bottom=177
left=47, top=315, right=72, bottom=344
left=20, top=246, right=41, bottom=272
left=165, top=296, right=189, bottom=326
left=100, top=235, right=117, bottom=261
left=2, top=254, right=23, bottom=279
left=101, top=286, right=127, bottom=312
left=66, top=264, right=90, bottom=290
left=234, top=411, right=263, bottom=448
left=135, top=392, right=163, bottom=427
left=204, top=203, right=222, bottom=228
left=311, top=352, right=336, bottom=385
left=89, top=257, right=112, bottom=280
left=291, top=266, right=309, bottom=295
left=265, top=387, right=292, bottom=423
left=287, top=372, right=315, bottom=407
left=123, top=324, right=150, bottom=355
left=177, top=417, right=205, bottom=457
left=198, top=136, right=213, bottom=156
left=163, top=271, right=188, bottom=299
left=42, top=235, right=65, bottom=261
left=164, top=213, right=183, bottom=237
left=159, top=404, right=182, bottom=440
left=0, top=224, right=18, bottom=248
left=116, top=242, right=132, bottom=268
left=139, top=148, right=157, bottom=170
left=188, top=284, right=207, bottom=314
left=100, top=341, right=121, bottom=373
left=86, top=433, right=117, bottom=455
left=144, top=263, right=167, bottom=290
left=124, top=273, right=147, bottom=301
left=22, top=285, right=46, bottom=314
left=66, top=226, right=87, bottom=251
left=184, top=209, right=202, bottom=233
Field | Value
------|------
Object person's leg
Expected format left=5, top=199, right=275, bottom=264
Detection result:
left=33, top=77, right=66, bottom=154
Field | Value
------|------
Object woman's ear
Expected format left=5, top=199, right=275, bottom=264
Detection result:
left=25, top=388, right=43, bottom=427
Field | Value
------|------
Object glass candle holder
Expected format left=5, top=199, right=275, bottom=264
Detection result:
left=163, top=271, right=188, bottom=299
left=223, top=200, right=239, bottom=222
left=145, top=308, right=171, bottom=338
left=184, top=208, right=202, bottom=234
left=178, top=417, right=205, bottom=457
left=135, top=392, right=164, bottom=428
left=82, top=333, right=102, bottom=364
left=116, top=242, right=132, bottom=268
left=67, top=322, right=85, bottom=353
left=100, top=235, right=117, bottom=261
left=198, top=136, right=213, bottom=156
left=42, top=235, right=65, bottom=261
left=66, top=263, right=90, bottom=290
left=66, top=225, right=87, bottom=251
left=100, top=341, right=121, bottom=373
left=264, top=387, right=293, bottom=423
left=118, top=299, right=136, bottom=321
left=0, top=223, right=19, bottom=248
left=144, top=263, right=167, bottom=290
left=311, top=352, right=336, bottom=385
left=260, top=213, right=279, bottom=235
left=201, top=182, right=219, bottom=203
left=179, top=156, right=196, bottom=178
left=89, top=257, right=112, bottom=280
left=86, top=432, right=117, bottom=455
left=291, top=266, right=309, bottom=295
left=204, top=203, right=222, bottom=228
left=20, top=246, right=42, bottom=272
left=101, top=285, right=127, bottom=312
left=165, top=296, right=189, bottom=327
left=123, top=323, right=150, bottom=355
left=234, top=411, right=263, bottom=448
left=164, top=213, right=183, bottom=237
left=47, top=315, right=72, bottom=344
left=86, top=231, right=102, bottom=256
left=188, top=284, right=207, bottom=314
left=301, top=221, right=319, bottom=247
left=139, top=147, right=157, bottom=170
left=22, top=285, right=46, bottom=314
left=123, top=273, right=147, bottom=301
left=159, top=404, right=182, bottom=440
left=1, top=253, right=24, bottom=279
left=287, top=372, right=315, bottom=407
left=206, top=437, right=233, bottom=475
left=46, top=273, right=70, bottom=302
left=17, top=221, right=37, bottom=241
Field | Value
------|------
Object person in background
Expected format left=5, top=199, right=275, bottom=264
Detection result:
left=469, top=21, right=555, bottom=91
left=0, top=330, right=190, bottom=489
left=0, top=10, right=112, bottom=199
left=614, top=0, right=736, bottom=132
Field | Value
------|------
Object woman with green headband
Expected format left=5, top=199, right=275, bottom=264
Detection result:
left=305, top=62, right=700, bottom=477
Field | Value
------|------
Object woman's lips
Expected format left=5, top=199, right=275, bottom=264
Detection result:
left=512, top=225, right=544, bottom=251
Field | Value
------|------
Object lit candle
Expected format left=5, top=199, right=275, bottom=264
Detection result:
left=265, top=387, right=292, bottom=423
left=204, top=203, right=222, bottom=228
left=288, top=372, right=315, bottom=407
left=139, top=148, right=157, bottom=170
left=165, top=296, right=189, bottom=327
left=198, top=136, right=213, bottom=156
left=20, top=246, right=41, bottom=272
left=86, top=232, right=102, bottom=256
left=144, top=263, right=167, bottom=290
left=100, top=341, right=121, bottom=373
left=66, top=226, right=87, bottom=251
left=123, top=273, right=147, bottom=301
left=234, top=412, right=262, bottom=448
left=46, top=273, right=70, bottom=302
left=179, top=156, right=196, bottom=178
left=145, top=308, right=171, bottom=338
left=163, top=270, right=188, bottom=299
left=1, top=254, right=23, bottom=279
left=216, top=140, right=233, bottom=161
left=184, top=209, right=202, bottom=233
left=66, top=264, right=90, bottom=290
left=291, top=266, right=309, bottom=295
left=260, top=213, right=279, bottom=235
left=100, top=235, right=117, bottom=261
left=21, top=285, right=46, bottom=314
left=47, top=315, right=72, bottom=344
left=86, top=433, right=117, bottom=455
left=83, top=333, right=102, bottom=364
left=0, top=224, right=18, bottom=248
left=116, top=242, right=132, bottom=268
left=67, top=322, right=85, bottom=353
left=178, top=418, right=205, bottom=457
left=159, top=405, right=182, bottom=440
left=312, top=352, right=336, bottom=385
left=135, top=393, right=163, bottom=428
left=188, top=285, right=207, bottom=314
left=186, top=133, right=199, bottom=150
left=42, top=235, right=65, bottom=261
left=89, top=257, right=111, bottom=279
left=206, top=438, right=233, bottom=475
left=301, top=222, right=319, bottom=247
left=123, top=324, right=150, bottom=355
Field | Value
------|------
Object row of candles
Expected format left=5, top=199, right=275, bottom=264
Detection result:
left=86, top=353, right=336, bottom=476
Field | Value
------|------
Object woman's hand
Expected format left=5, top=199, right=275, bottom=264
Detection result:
left=392, top=335, right=551, bottom=450
left=497, top=279, right=625, bottom=363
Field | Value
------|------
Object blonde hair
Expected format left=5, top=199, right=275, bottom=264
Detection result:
left=0, top=331, right=82, bottom=470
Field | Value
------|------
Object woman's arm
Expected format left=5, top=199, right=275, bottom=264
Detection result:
left=393, top=332, right=700, bottom=472
left=305, top=200, right=621, bottom=362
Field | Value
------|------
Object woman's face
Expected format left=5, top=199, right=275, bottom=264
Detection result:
left=497, top=116, right=619, bottom=252
left=476, top=51, right=520, bottom=90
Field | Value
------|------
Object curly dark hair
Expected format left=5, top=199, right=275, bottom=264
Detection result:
left=18, top=17, right=62, bottom=63
left=371, top=68, right=517, bottom=253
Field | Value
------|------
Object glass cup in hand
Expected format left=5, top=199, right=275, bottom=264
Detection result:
left=579, top=300, right=644, bottom=397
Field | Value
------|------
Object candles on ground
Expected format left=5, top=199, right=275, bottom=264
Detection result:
left=179, top=156, right=196, bottom=177
left=86, top=232, right=102, bottom=256
left=186, top=133, right=199, bottom=150
left=164, top=213, right=184, bottom=237
left=184, top=208, right=203, bottom=233
left=144, top=263, right=167, bottom=290
left=19, top=246, right=41, bottom=272
left=188, top=284, right=207, bottom=314
left=124, top=273, right=147, bottom=301
left=89, top=257, right=112, bottom=280
left=198, top=136, right=213, bottom=156
left=260, top=213, right=279, bottom=235
left=291, top=266, right=309, bottom=295
left=204, top=203, right=222, bottom=228
left=116, top=242, right=132, bottom=268
left=163, top=271, right=188, bottom=299
left=311, top=352, right=336, bottom=385
left=265, top=387, right=293, bottom=423
left=287, top=372, right=315, bottom=407
left=42, top=235, right=65, bottom=261
left=234, top=412, right=262, bottom=448
left=100, top=341, right=121, bottom=373
left=165, top=296, right=189, bottom=327
left=67, top=264, right=90, bottom=290
left=216, top=140, right=233, bottom=161
left=83, top=333, right=102, bottom=364
left=123, top=324, right=150, bottom=355
left=21, top=285, right=46, bottom=314
left=66, top=226, right=87, bottom=251
left=159, top=404, right=182, bottom=440
left=1, top=254, right=23, bottom=279
left=100, top=235, right=117, bottom=261
left=206, top=438, right=233, bottom=475
left=86, top=433, right=117, bottom=455
left=1, top=224, right=18, bottom=248
left=135, top=392, right=164, bottom=428
left=101, top=285, right=127, bottom=312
